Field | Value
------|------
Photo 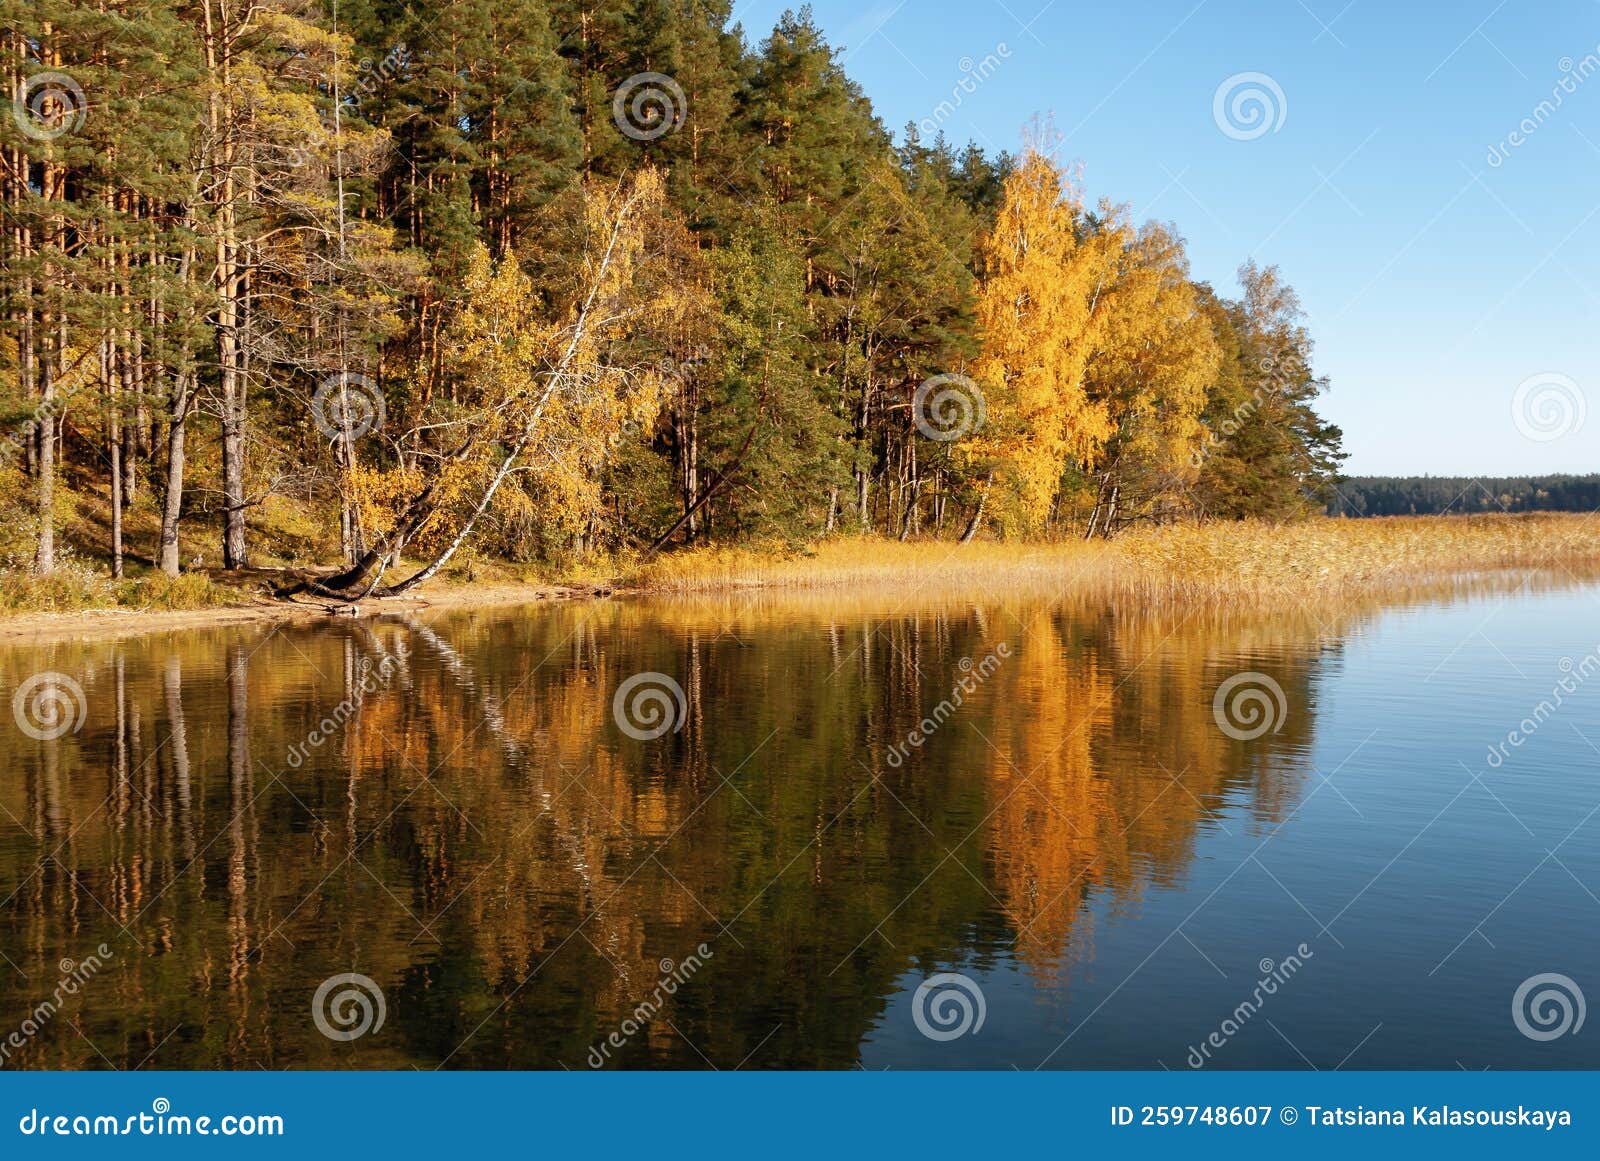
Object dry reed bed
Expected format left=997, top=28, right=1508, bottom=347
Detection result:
left=628, top=514, right=1600, bottom=605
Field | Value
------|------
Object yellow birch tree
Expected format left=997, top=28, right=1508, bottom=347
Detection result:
left=965, top=144, right=1122, bottom=534
left=1080, top=219, right=1221, bottom=536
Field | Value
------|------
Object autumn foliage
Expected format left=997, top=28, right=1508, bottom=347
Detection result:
left=1, top=4, right=1345, bottom=599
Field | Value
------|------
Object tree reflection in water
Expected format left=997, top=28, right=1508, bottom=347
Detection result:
left=0, top=579, right=1535, bottom=1069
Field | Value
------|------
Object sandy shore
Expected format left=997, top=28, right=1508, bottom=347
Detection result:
left=0, top=582, right=601, bottom=645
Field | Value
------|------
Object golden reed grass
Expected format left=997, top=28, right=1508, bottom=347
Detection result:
left=626, top=514, right=1600, bottom=606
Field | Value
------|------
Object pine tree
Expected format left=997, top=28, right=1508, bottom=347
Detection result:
left=1192, top=263, right=1346, bottom=519
left=465, top=0, right=583, bottom=255
left=668, top=222, right=848, bottom=543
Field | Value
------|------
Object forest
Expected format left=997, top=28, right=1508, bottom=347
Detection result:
left=2, top=1, right=1347, bottom=600
left=1328, top=475, right=1600, bottom=517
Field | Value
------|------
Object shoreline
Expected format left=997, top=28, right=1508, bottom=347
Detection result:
left=6, top=514, right=1600, bottom=645
left=0, top=582, right=599, bottom=645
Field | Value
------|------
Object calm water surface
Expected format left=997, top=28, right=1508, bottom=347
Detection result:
left=1, top=577, right=1597, bottom=1069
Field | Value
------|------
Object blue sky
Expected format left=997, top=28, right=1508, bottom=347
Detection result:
left=729, top=0, right=1600, bottom=477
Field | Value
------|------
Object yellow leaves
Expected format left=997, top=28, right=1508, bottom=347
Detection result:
left=351, top=462, right=454, bottom=552
left=427, top=169, right=677, bottom=542
left=971, top=148, right=1222, bottom=527
left=1086, top=220, right=1221, bottom=492
left=452, top=245, right=555, bottom=402
left=969, top=148, right=1119, bottom=529
left=579, top=167, right=665, bottom=323
left=349, top=463, right=410, bottom=550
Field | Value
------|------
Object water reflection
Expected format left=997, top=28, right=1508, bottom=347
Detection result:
left=0, top=578, right=1576, bottom=1068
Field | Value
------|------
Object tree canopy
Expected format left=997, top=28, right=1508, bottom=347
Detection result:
left=1, top=1, right=1348, bottom=590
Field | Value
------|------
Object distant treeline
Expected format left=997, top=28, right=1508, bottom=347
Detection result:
left=1329, top=475, right=1600, bottom=517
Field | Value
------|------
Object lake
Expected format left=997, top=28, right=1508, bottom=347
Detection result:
left=2, top=576, right=1596, bottom=1070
